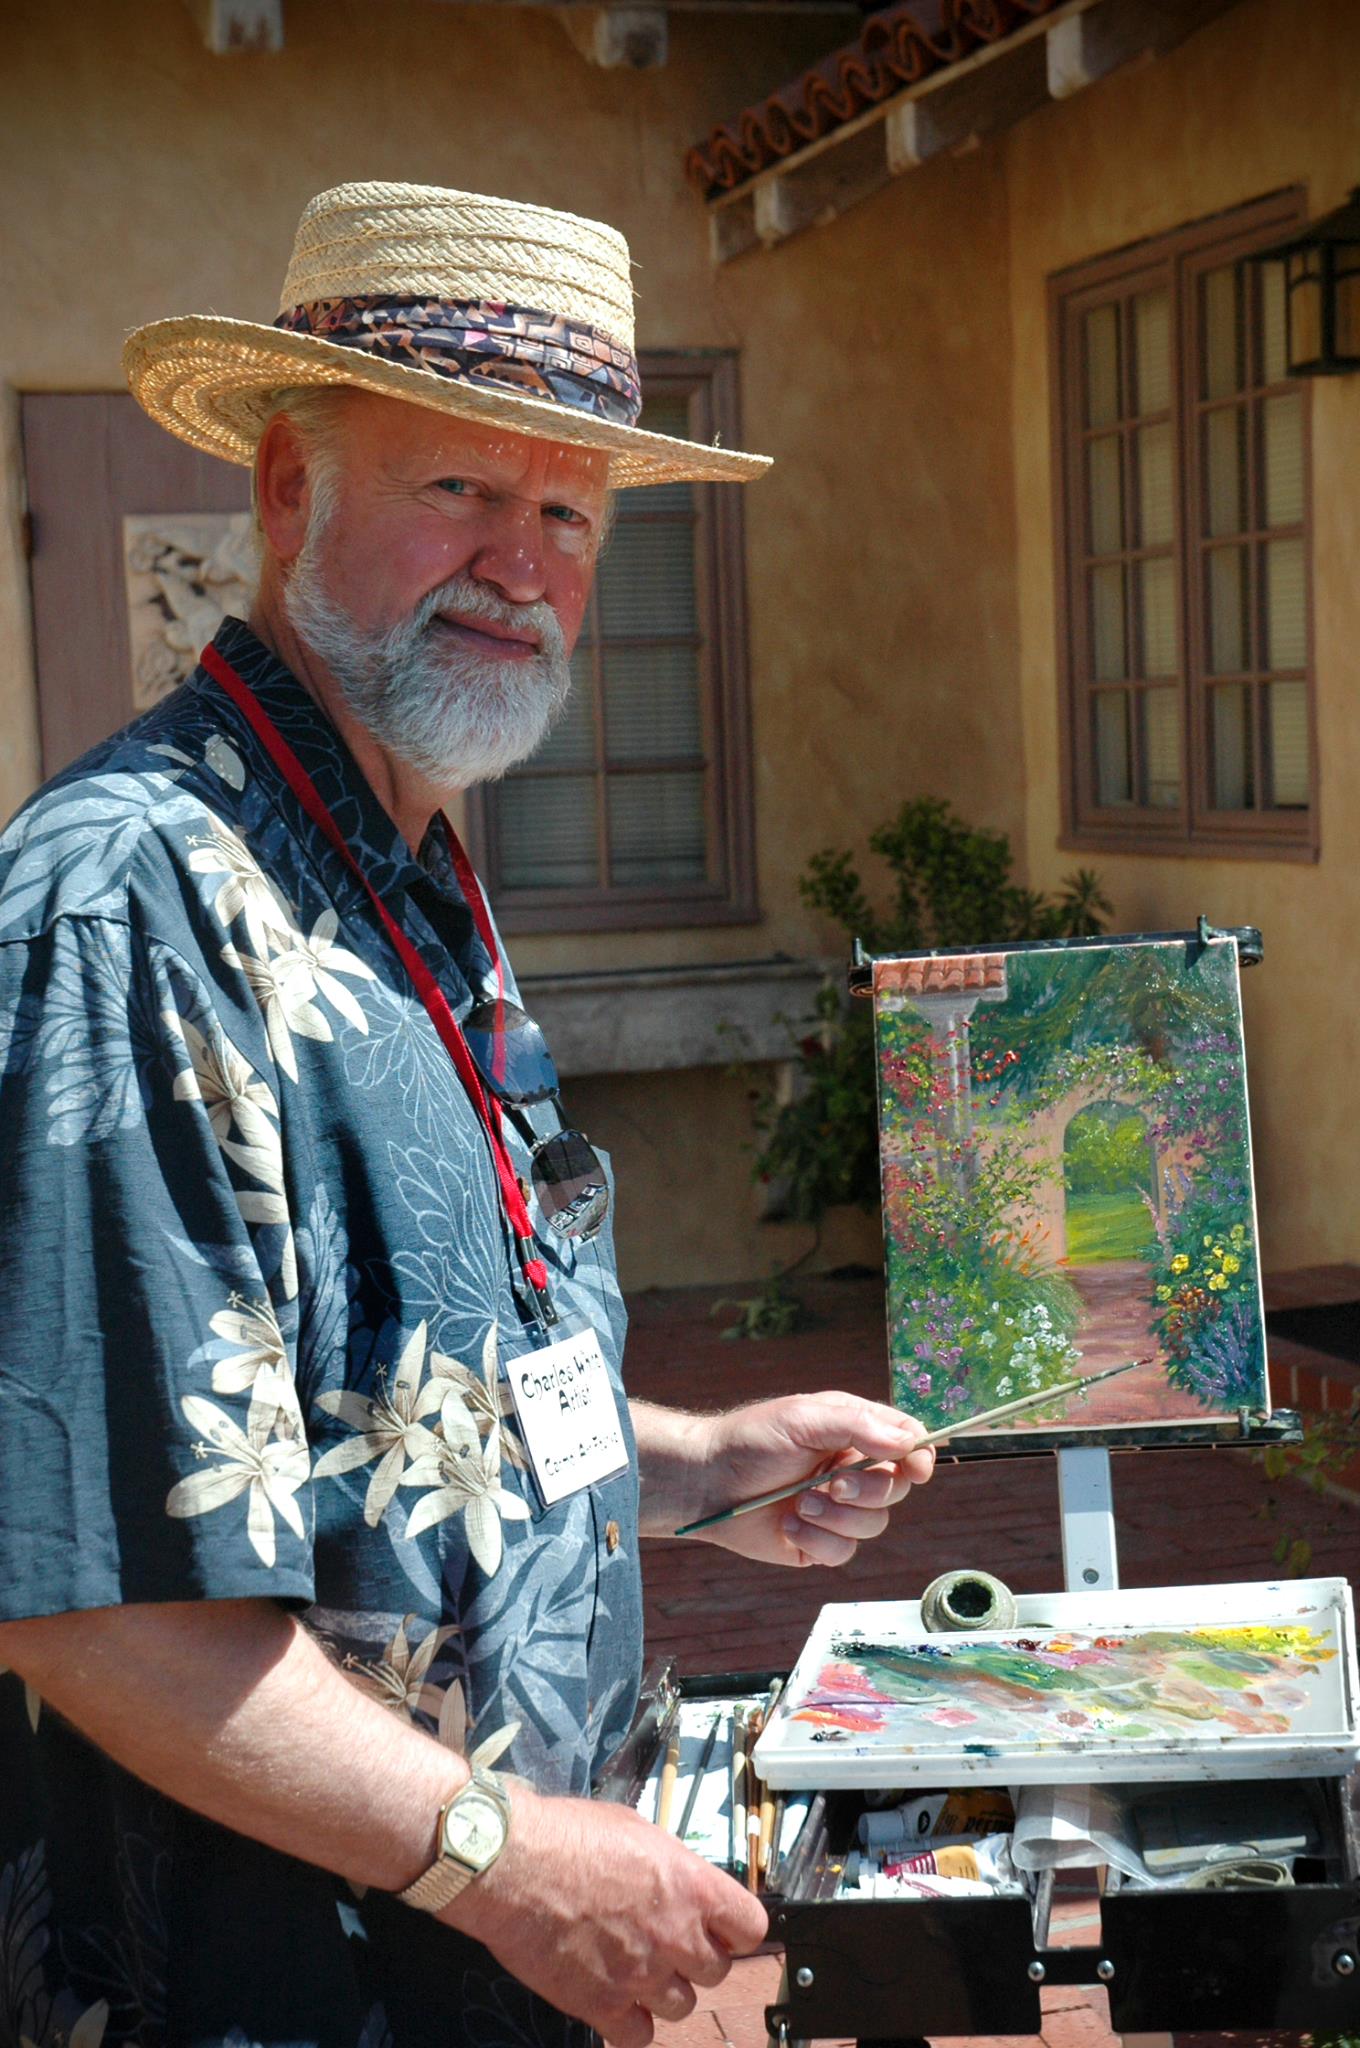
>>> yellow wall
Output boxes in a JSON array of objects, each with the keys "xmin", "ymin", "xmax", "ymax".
[
  {"xmin": 1003, "ymin": 0, "xmax": 1360, "ymax": 1273},
  {"xmin": 1, "ymin": 0, "xmax": 1021, "ymax": 1288},
  {"xmin": 8, "ymin": 0, "xmax": 1349, "ymax": 1289}
]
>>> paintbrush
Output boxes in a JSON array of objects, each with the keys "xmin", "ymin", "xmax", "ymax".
[
  {"xmin": 729, "ymin": 1707, "xmax": 748, "ymax": 1880},
  {"xmin": 673, "ymin": 1709, "xmax": 722, "ymax": 1843},
  {"xmin": 673, "ymin": 1357, "xmax": 1145, "ymax": 1536},
  {"xmin": 654, "ymin": 1718, "xmax": 682, "ymax": 1832},
  {"xmin": 744, "ymin": 1708, "xmax": 764, "ymax": 1891}
]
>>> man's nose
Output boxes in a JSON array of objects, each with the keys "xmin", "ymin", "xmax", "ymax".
[{"xmin": 468, "ymin": 501, "xmax": 549, "ymax": 605}]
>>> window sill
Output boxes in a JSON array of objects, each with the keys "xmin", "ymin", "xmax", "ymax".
[
  {"xmin": 1059, "ymin": 826, "xmax": 1319, "ymax": 864},
  {"xmin": 491, "ymin": 888, "xmax": 760, "ymax": 936},
  {"xmin": 518, "ymin": 954, "xmax": 835, "ymax": 1078}
]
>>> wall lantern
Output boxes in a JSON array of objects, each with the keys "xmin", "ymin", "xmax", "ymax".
[{"xmin": 1252, "ymin": 189, "xmax": 1360, "ymax": 376}]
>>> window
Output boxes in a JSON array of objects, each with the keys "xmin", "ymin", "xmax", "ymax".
[
  {"xmin": 465, "ymin": 353, "xmax": 756, "ymax": 930},
  {"xmin": 1052, "ymin": 193, "xmax": 1315, "ymax": 858}
]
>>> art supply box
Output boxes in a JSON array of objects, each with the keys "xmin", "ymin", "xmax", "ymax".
[{"xmin": 601, "ymin": 1578, "xmax": 1360, "ymax": 2038}]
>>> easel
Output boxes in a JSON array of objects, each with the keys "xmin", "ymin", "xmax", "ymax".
[
  {"xmin": 1058, "ymin": 1445, "xmax": 1119, "ymax": 1593},
  {"xmin": 761, "ymin": 924, "xmax": 1360, "ymax": 2048}
]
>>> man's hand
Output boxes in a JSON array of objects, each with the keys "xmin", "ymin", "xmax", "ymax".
[
  {"xmin": 633, "ymin": 1391, "xmax": 935, "ymax": 1566},
  {"xmin": 449, "ymin": 1783, "xmax": 767, "ymax": 2048}
]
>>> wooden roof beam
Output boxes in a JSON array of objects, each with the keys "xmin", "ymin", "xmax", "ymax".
[
  {"xmin": 1047, "ymin": 0, "xmax": 1242, "ymax": 99},
  {"xmin": 707, "ymin": 0, "xmax": 1249, "ymax": 259},
  {"xmin": 885, "ymin": 33, "xmax": 1051, "ymax": 172},
  {"xmin": 558, "ymin": 6, "xmax": 669, "ymax": 66},
  {"xmin": 186, "ymin": 0, "xmax": 283, "ymax": 51}
]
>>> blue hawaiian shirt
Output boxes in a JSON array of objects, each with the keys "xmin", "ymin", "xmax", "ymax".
[{"xmin": 0, "ymin": 617, "xmax": 643, "ymax": 2048}]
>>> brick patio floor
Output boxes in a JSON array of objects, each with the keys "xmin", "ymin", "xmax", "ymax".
[{"xmin": 626, "ymin": 1268, "xmax": 1360, "ymax": 2048}]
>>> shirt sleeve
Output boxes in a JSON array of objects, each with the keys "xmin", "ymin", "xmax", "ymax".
[{"xmin": 0, "ymin": 914, "xmax": 315, "ymax": 1619}]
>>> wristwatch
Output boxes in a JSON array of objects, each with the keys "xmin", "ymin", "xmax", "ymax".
[{"xmin": 397, "ymin": 1767, "xmax": 513, "ymax": 1913}]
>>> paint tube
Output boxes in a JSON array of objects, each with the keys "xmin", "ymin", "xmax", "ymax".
[
  {"xmin": 859, "ymin": 1796, "xmax": 946, "ymax": 1850},
  {"xmin": 858, "ymin": 1788, "xmax": 1014, "ymax": 1851},
  {"xmin": 850, "ymin": 1862, "xmax": 1020, "ymax": 1900},
  {"xmin": 885, "ymin": 1832, "xmax": 1017, "ymax": 1885}
]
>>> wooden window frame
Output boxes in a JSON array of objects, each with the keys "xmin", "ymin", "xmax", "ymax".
[
  {"xmin": 464, "ymin": 351, "xmax": 758, "ymax": 932},
  {"xmin": 1051, "ymin": 190, "xmax": 1318, "ymax": 862}
]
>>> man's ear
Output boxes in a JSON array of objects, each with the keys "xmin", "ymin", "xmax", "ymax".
[{"xmin": 254, "ymin": 414, "xmax": 314, "ymax": 567}]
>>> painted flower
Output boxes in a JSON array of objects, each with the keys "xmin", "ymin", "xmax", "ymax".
[
  {"xmin": 1222, "ymin": 1254, "xmax": 1241, "ymax": 1275},
  {"xmin": 1170, "ymin": 1254, "xmax": 1190, "ymax": 1274},
  {"xmin": 222, "ymin": 942, "xmax": 334, "ymax": 1084},
  {"xmin": 432, "ymin": 1325, "xmax": 528, "ymax": 1472},
  {"xmin": 165, "ymin": 1010, "xmax": 280, "ymax": 1152},
  {"xmin": 207, "ymin": 1292, "xmax": 300, "ymax": 1432},
  {"xmin": 216, "ymin": 1115, "xmax": 298, "ymax": 1299},
  {"xmin": 166, "ymin": 1394, "xmax": 309, "ymax": 1569},
  {"xmin": 1207, "ymin": 1272, "xmax": 1229, "ymax": 1291},
  {"xmin": 313, "ymin": 1320, "xmax": 445, "ymax": 1527},
  {"xmin": 267, "ymin": 908, "xmax": 376, "ymax": 1034},
  {"xmin": 400, "ymin": 1423, "xmax": 531, "ymax": 1576},
  {"xmin": 25, "ymin": 1999, "xmax": 113, "ymax": 2048},
  {"xmin": 342, "ymin": 1613, "xmax": 460, "ymax": 1721},
  {"xmin": 188, "ymin": 816, "xmax": 294, "ymax": 953}
]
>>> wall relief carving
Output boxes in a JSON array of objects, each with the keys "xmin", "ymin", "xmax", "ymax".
[{"xmin": 123, "ymin": 513, "xmax": 256, "ymax": 708}]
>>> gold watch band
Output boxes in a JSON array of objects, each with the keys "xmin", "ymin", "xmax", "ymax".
[
  {"xmin": 396, "ymin": 1768, "xmax": 511, "ymax": 1914},
  {"xmin": 397, "ymin": 1851, "xmax": 478, "ymax": 1912}
]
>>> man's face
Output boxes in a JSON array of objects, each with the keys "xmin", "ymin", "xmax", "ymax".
[{"xmin": 280, "ymin": 389, "xmax": 611, "ymax": 792}]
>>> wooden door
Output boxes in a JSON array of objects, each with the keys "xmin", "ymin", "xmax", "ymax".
[{"xmin": 22, "ymin": 394, "xmax": 252, "ymax": 777}]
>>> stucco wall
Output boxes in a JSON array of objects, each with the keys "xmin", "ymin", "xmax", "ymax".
[
  {"xmin": 2, "ymin": 0, "xmax": 1023, "ymax": 1289},
  {"xmin": 1003, "ymin": 0, "xmax": 1360, "ymax": 1274}
]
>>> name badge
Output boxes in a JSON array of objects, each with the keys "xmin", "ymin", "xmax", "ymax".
[{"xmin": 507, "ymin": 1323, "xmax": 629, "ymax": 1506}]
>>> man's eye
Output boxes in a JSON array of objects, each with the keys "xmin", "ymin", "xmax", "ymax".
[
  {"xmin": 436, "ymin": 478, "xmax": 473, "ymax": 496},
  {"xmin": 545, "ymin": 504, "xmax": 586, "ymax": 525}
]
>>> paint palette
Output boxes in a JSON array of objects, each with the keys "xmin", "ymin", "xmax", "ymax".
[{"xmin": 752, "ymin": 1578, "xmax": 1359, "ymax": 1790}]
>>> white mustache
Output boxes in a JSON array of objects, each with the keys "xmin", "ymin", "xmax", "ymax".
[{"xmin": 407, "ymin": 576, "xmax": 566, "ymax": 660}]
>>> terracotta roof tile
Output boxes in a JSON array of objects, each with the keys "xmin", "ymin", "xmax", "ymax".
[
  {"xmin": 874, "ymin": 952, "xmax": 1008, "ymax": 997},
  {"xmin": 684, "ymin": 0, "xmax": 1062, "ymax": 198}
]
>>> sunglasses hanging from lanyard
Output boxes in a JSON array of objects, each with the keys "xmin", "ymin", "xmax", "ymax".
[{"xmin": 461, "ymin": 997, "xmax": 611, "ymax": 1247}]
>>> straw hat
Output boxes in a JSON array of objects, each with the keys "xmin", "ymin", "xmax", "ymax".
[{"xmin": 124, "ymin": 181, "xmax": 770, "ymax": 489}]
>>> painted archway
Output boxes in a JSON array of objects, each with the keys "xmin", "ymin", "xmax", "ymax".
[{"xmin": 1061, "ymin": 1101, "xmax": 1158, "ymax": 1264}]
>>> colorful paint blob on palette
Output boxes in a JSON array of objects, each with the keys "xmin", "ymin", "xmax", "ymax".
[{"xmin": 788, "ymin": 1627, "xmax": 1340, "ymax": 1742}]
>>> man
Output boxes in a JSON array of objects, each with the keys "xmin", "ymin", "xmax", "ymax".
[{"xmin": 0, "ymin": 183, "xmax": 932, "ymax": 2048}]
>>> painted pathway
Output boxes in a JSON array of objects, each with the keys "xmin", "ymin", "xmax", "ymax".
[{"xmin": 1010, "ymin": 1257, "xmax": 1207, "ymax": 1428}]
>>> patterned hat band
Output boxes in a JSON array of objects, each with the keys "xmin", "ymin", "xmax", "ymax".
[{"xmin": 274, "ymin": 295, "xmax": 643, "ymax": 428}]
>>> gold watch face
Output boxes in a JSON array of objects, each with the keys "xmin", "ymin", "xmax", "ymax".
[{"xmin": 442, "ymin": 1788, "xmax": 507, "ymax": 1872}]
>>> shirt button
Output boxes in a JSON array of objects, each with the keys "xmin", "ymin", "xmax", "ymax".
[{"xmin": 605, "ymin": 1520, "xmax": 621, "ymax": 1553}]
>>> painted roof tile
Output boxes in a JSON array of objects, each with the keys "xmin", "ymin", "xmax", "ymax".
[{"xmin": 874, "ymin": 953, "xmax": 1008, "ymax": 997}]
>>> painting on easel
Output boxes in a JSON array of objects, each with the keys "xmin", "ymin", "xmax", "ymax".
[{"xmin": 872, "ymin": 935, "xmax": 1268, "ymax": 1439}]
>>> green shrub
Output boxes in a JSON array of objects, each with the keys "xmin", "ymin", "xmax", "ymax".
[{"xmin": 750, "ymin": 800, "xmax": 1111, "ymax": 1229}]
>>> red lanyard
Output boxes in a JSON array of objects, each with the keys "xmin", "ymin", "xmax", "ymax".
[{"xmin": 200, "ymin": 642, "xmax": 552, "ymax": 1314}]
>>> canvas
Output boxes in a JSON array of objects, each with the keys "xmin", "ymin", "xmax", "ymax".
[
  {"xmin": 872, "ymin": 934, "xmax": 1268, "ymax": 1440},
  {"xmin": 752, "ymin": 1584, "xmax": 1360, "ymax": 1790}
]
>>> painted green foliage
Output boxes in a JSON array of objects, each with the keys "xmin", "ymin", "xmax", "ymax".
[{"xmin": 877, "ymin": 938, "xmax": 1267, "ymax": 1430}]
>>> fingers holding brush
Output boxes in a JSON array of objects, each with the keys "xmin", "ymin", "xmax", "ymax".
[{"xmin": 684, "ymin": 1391, "xmax": 935, "ymax": 1566}]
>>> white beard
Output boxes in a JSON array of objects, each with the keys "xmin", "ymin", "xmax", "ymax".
[{"xmin": 284, "ymin": 545, "xmax": 573, "ymax": 789}]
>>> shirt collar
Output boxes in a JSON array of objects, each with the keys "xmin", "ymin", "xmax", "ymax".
[
  {"xmin": 191, "ymin": 617, "xmax": 508, "ymax": 1008},
  {"xmin": 193, "ymin": 615, "xmax": 431, "ymax": 902}
]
